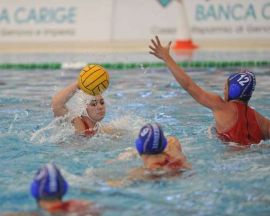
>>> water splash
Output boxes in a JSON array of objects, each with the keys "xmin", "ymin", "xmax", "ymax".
[{"xmin": 30, "ymin": 116, "xmax": 75, "ymax": 144}]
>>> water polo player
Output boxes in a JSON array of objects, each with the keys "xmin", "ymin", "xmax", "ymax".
[
  {"xmin": 30, "ymin": 163, "xmax": 100, "ymax": 215},
  {"xmin": 107, "ymin": 123, "xmax": 191, "ymax": 187},
  {"xmin": 149, "ymin": 36, "xmax": 270, "ymax": 145},
  {"xmin": 51, "ymin": 80, "xmax": 106, "ymax": 137},
  {"xmin": 135, "ymin": 123, "xmax": 191, "ymax": 171},
  {"xmin": 51, "ymin": 64, "xmax": 111, "ymax": 137}
]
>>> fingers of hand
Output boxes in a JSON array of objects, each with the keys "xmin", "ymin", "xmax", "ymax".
[
  {"xmin": 151, "ymin": 39, "xmax": 158, "ymax": 48},
  {"xmin": 155, "ymin": 35, "xmax": 161, "ymax": 46},
  {"xmin": 149, "ymin": 45, "xmax": 156, "ymax": 52}
]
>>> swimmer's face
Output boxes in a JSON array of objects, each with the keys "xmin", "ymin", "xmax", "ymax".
[
  {"xmin": 86, "ymin": 95, "xmax": 106, "ymax": 122},
  {"xmin": 224, "ymin": 81, "xmax": 229, "ymax": 101}
]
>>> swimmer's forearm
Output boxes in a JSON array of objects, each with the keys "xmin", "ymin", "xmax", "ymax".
[
  {"xmin": 163, "ymin": 55, "xmax": 217, "ymax": 108},
  {"xmin": 51, "ymin": 81, "xmax": 78, "ymax": 116},
  {"xmin": 150, "ymin": 36, "xmax": 222, "ymax": 109},
  {"xmin": 163, "ymin": 55, "xmax": 193, "ymax": 91},
  {"xmin": 52, "ymin": 81, "xmax": 78, "ymax": 105}
]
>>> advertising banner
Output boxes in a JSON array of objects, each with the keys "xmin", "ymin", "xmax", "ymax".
[
  {"xmin": 0, "ymin": 0, "xmax": 113, "ymax": 42},
  {"xmin": 0, "ymin": 0, "xmax": 269, "ymax": 44},
  {"xmin": 184, "ymin": 0, "xmax": 270, "ymax": 39}
]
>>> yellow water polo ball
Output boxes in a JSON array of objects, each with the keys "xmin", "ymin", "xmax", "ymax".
[{"xmin": 78, "ymin": 64, "xmax": 110, "ymax": 96}]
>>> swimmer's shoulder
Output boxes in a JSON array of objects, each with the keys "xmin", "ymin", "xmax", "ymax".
[
  {"xmin": 72, "ymin": 116, "xmax": 89, "ymax": 134},
  {"xmin": 167, "ymin": 136, "xmax": 181, "ymax": 147},
  {"xmin": 167, "ymin": 136, "xmax": 178, "ymax": 142}
]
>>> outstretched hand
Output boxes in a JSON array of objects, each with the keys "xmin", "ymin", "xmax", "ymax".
[{"xmin": 149, "ymin": 36, "xmax": 172, "ymax": 60}]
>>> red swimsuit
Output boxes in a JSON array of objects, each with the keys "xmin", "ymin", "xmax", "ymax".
[
  {"xmin": 217, "ymin": 102, "xmax": 263, "ymax": 145},
  {"xmin": 48, "ymin": 200, "xmax": 91, "ymax": 214},
  {"xmin": 81, "ymin": 118, "xmax": 97, "ymax": 137}
]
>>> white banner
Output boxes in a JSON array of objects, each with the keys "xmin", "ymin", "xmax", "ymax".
[
  {"xmin": 0, "ymin": 0, "xmax": 186, "ymax": 42},
  {"xmin": 0, "ymin": 0, "xmax": 269, "ymax": 43},
  {"xmin": 112, "ymin": 0, "xmax": 188, "ymax": 41}
]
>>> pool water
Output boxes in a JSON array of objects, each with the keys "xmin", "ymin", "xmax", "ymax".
[{"xmin": 0, "ymin": 59, "xmax": 270, "ymax": 216}]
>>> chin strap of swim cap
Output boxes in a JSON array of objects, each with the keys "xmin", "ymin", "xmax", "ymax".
[
  {"xmin": 80, "ymin": 93, "xmax": 103, "ymax": 130},
  {"xmin": 228, "ymin": 70, "xmax": 256, "ymax": 102}
]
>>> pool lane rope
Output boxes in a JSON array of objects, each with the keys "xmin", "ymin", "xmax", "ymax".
[{"xmin": 0, "ymin": 61, "xmax": 269, "ymax": 70}]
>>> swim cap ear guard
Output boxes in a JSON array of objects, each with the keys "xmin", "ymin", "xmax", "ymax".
[
  {"xmin": 135, "ymin": 123, "xmax": 167, "ymax": 155},
  {"xmin": 228, "ymin": 70, "xmax": 256, "ymax": 102},
  {"xmin": 30, "ymin": 163, "xmax": 68, "ymax": 200}
]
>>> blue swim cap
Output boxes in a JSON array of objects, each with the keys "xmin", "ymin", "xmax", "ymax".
[
  {"xmin": 30, "ymin": 163, "xmax": 68, "ymax": 200},
  {"xmin": 228, "ymin": 70, "xmax": 256, "ymax": 102},
  {"xmin": 135, "ymin": 123, "xmax": 167, "ymax": 155}
]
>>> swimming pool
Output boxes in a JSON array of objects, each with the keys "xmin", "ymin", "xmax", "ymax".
[{"xmin": 0, "ymin": 52, "xmax": 270, "ymax": 216}]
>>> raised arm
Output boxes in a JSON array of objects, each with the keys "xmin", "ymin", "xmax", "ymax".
[
  {"xmin": 51, "ymin": 81, "xmax": 78, "ymax": 117},
  {"xmin": 149, "ymin": 36, "xmax": 224, "ymax": 110}
]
